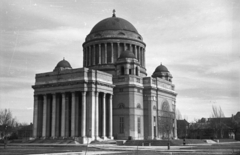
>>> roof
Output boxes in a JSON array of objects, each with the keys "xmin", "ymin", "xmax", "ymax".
[
  {"xmin": 119, "ymin": 50, "xmax": 136, "ymax": 59},
  {"xmin": 90, "ymin": 16, "xmax": 138, "ymax": 34}
]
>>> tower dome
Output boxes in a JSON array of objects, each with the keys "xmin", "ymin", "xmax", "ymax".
[
  {"xmin": 152, "ymin": 63, "xmax": 172, "ymax": 82},
  {"xmin": 119, "ymin": 50, "xmax": 136, "ymax": 59},
  {"xmin": 82, "ymin": 10, "xmax": 146, "ymax": 77},
  {"xmin": 53, "ymin": 58, "xmax": 72, "ymax": 72}
]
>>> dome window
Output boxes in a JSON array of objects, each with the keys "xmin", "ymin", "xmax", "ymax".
[
  {"xmin": 121, "ymin": 66, "xmax": 125, "ymax": 75},
  {"xmin": 118, "ymin": 32, "xmax": 125, "ymax": 36},
  {"xmin": 138, "ymin": 36, "xmax": 142, "ymax": 40},
  {"xmin": 94, "ymin": 33, "xmax": 102, "ymax": 38},
  {"xmin": 135, "ymin": 67, "xmax": 138, "ymax": 76}
]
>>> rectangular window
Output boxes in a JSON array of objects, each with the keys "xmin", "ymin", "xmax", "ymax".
[
  {"xmin": 119, "ymin": 88, "xmax": 123, "ymax": 92},
  {"xmin": 120, "ymin": 117, "xmax": 124, "ymax": 133},
  {"xmin": 154, "ymin": 116, "xmax": 156, "ymax": 122},
  {"xmin": 138, "ymin": 117, "xmax": 141, "ymax": 134}
]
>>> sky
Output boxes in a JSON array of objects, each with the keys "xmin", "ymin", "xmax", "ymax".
[{"xmin": 0, "ymin": 0, "xmax": 239, "ymax": 124}]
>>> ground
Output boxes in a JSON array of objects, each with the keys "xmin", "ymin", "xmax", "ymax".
[{"xmin": 0, "ymin": 142, "xmax": 240, "ymax": 155}]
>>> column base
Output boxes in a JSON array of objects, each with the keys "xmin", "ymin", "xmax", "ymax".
[
  {"xmin": 101, "ymin": 136, "xmax": 108, "ymax": 140},
  {"xmin": 108, "ymin": 136, "xmax": 114, "ymax": 140},
  {"xmin": 77, "ymin": 137, "xmax": 92, "ymax": 144},
  {"xmin": 95, "ymin": 136, "xmax": 101, "ymax": 141}
]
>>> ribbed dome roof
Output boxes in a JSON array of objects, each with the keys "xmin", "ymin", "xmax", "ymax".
[
  {"xmin": 154, "ymin": 64, "xmax": 169, "ymax": 72},
  {"xmin": 54, "ymin": 58, "xmax": 72, "ymax": 71},
  {"xmin": 119, "ymin": 50, "xmax": 136, "ymax": 59},
  {"xmin": 90, "ymin": 16, "xmax": 138, "ymax": 34}
]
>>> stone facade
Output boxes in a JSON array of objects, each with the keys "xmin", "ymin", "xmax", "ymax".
[{"xmin": 32, "ymin": 12, "xmax": 177, "ymax": 143}]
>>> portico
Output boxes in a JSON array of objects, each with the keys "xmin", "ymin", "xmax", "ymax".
[{"xmin": 32, "ymin": 68, "xmax": 114, "ymax": 143}]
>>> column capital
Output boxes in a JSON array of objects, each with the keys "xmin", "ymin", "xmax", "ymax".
[
  {"xmin": 82, "ymin": 91, "xmax": 86, "ymax": 95},
  {"xmin": 95, "ymin": 91, "xmax": 99, "ymax": 96},
  {"xmin": 109, "ymin": 94, "xmax": 113, "ymax": 99},
  {"xmin": 102, "ymin": 93, "xmax": 106, "ymax": 98}
]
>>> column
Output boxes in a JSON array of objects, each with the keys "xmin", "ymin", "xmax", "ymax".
[
  {"xmin": 81, "ymin": 91, "xmax": 86, "ymax": 137},
  {"xmin": 95, "ymin": 92, "xmax": 99, "ymax": 139},
  {"xmin": 109, "ymin": 94, "xmax": 113, "ymax": 139},
  {"xmin": 124, "ymin": 43, "xmax": 126, "ymax": 50},
  {"xmin": 65, "ymin": 94, "xmax": 69, "ymax": 137},
  {"xmin": 42, "ymin": 94, "xmax": 47, "ymax": 138},
  {"xmin": 51, "ymin": 93, "xmax": 56, "ymax": 138},
  {"xmin": 93, "ymin": 45, "xmax": 95, "ymax": 65},
  {"xmin": 85, "ymin": 47, "xmax": 89, "ymax": 67},
  {"xmin": 71, "ymin": 92, "xmax": 76, "ymax": 137},
  {"xmin": 135, "ymin": 45, "xmax": 138, "ymax": 59},
  {"xmin": 33, "ymin": 95, "xmax": 38, "ymax": 138},
  {"xmin": 98, "ymin": 44, "xmax": 101, "ymax": 64},
  {"xmin": 90, "ymin": 91, "xmax": 95, "ymax": 138},
  {"xmin": 111, "ymin": 43, "xmax": 113, "ymax": 63},
  {"xmin": 55, "ymin": 94, "xmax": 60, "ymax": 137},
  {"xmin": 139, "ymin": 47, "xmax": 142, "ymax": 66},
  {"xmin": 104, "ymin": 43, "xmax": 107, "ymax": 64},
  {"xmin": 75, "ymin": 93, "xmax": 79, "ymax": 136},
  {"xmin": 83, "ymin": 48, "xmax": 85, "ymax": 67},
  {"xmin": 102, "ymin": 93, "xmax": 106, "ymax": 139},
  {"xmin": 61, "ymin": 93, "xmax": 66, "ymax": 137},
  {"xmin": 143, "ymin": 48, "xmax": 146, "ymax": 68},
  {"xmin": 117, "ymin": 43, "xmax": 120, "ymax": 58},
  {"xmin": 46, "ymin": 96, "xmax": 51, "ymax": 137},
  {"xmin": 89, "ymin": 46, "xmax": 91, "ymax": 66}
]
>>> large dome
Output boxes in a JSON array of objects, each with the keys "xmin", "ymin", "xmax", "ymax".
[{"xmin": 90, "ymin": 16, "xmax": 138, "ymax": 34}]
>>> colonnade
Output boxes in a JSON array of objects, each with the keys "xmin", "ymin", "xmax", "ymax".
[
  {"xmin": 83, "ymin": 43, "xmax": 145, "ymax": 68},
  {"xmin": 33, "ymin": 91, "xmax": 113, "ymax": 140}
]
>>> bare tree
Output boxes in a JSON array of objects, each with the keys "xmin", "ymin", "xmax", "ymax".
[
  {"xmin": 211, "ymin": 105, "xmax": 225, "ymax": 118},
  {"xmin": 209, "ymin": 105, "xmax": 225, "ymax": 138},
  {"xmin": 0, "ymin": 109, "xmax": 17, "ymax": 148},
  {"xmin": 0, "ymin": 109, "xmax": 17, "ymax": 127},
  {"xmin": 176, "ymin": 109, "xmax": 182, "ymax": 120}
]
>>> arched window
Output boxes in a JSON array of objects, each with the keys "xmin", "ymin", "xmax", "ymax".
[
  {"xmin": 135, "ymin": 67, "xmax": 138, "ymax": 76},
  {"xmin": 118, "ymin": 103, "xmax": 125, "ymax": 109},
  {"xmin": 121, "ymin": 66, "xmax": 124, "ymax": 75},
  {"xmin": 153, "ymin": 105, "xmax": 157, "ymax": 110},
  {"xmin": 129, "ymin": 69, "xmax": 132, "ymax": 75},
  {"xmin": 136, "ymin": 103, "xmax": 141, "ymax": 109}
]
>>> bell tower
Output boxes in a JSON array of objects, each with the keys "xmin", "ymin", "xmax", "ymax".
[{"xmin": 112, "ymin": 50, "xmax": 144, "ymax": 140}]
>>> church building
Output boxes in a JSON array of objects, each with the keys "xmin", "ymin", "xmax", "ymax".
[{"xmin": 32, "ymin": 11, "xmax": 178, "ymax": 143}]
